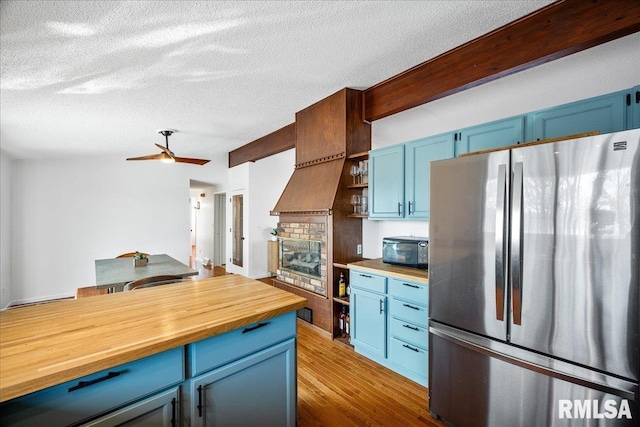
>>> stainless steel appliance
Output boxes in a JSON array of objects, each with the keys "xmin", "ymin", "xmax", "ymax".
[
  {"xmin": 429, "ymin": 130, "xmax": 639, "ymax": 426},
  {"xmin": 382, "ymin": 236, "xmax": 428, "ymax": 269}
]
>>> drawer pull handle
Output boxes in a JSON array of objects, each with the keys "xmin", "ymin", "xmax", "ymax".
[
  {"xmin": 197, "ymin": 385, "xmax": 204, "ymax": 417},
  {"xmin": 402, "ymin": 324, "xmax": 420, "ymax": 331},
  {"xmin": 403, "ymin": 344, "xmax": 420, "ymax": 353},
  {"xmin": 360, "ymin": 274, "xmax": 372, "ymax": 278},
  {"xmin": 242, "ymin": 322, "xmax": 270, "ymax": 334},
  {"xmin": 379, "ymin": 299, "xmax": 384, "ymax": 314},
  {"xmin": 403, "ymin": 303, "xmax": 420, "ymax": 311},
  {"xmin": 402, "ymin": 283, "xmax": 420, "ymax": 289},
  {"xmin": 68, "ymin": 370, "xmax": 122, "ymax": 392},
  {"xmin": 171, "ymin": 397, "xmax": 177, "ymax": 427}
]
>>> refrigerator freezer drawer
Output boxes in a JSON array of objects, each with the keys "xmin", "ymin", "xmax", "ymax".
[
  {"xmin": 389, "ymin": 337, "xmax": 427, "ymax": 378},
  {"xmin": 389, "ymin": 317, "xmax": 428, "ymax": 349},
  {"xmin": 390, "ymin": 298, "xmax": 428, "ymax": 327},
  {"xmin": 429, "ymin": 324, "xmax": 638, "ymax": 427}
]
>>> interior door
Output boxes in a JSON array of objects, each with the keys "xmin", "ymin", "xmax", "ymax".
[
  {"xmin": 226, "ymin": 189, "xmax": 247, "ymax": 275},
  {"xmin": 429, "ymin": 150, "xmax": 510, "ymax": 341}
]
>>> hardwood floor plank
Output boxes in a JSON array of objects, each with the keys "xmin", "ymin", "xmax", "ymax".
[{"xmin": 296, "ymin": 319, "xmax": 447, "ymax": 427}]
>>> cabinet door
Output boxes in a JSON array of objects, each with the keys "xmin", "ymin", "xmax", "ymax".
[
  {"xmin": 405, "ymin": 134, "xmax": 454, "ymax": 219},
  {"xmin": 369, "ymin": 144, "xmax": 405, "ymax": 218},
  {"xmin": 190, "ymin": 339, "xmax": 296, "ymax": 427},
  {"xmin": 350, "ymin": 288, "xmax": 387, "ymax": 358},
  {"xmin": 531, "ymin": 91, "xmax": 626, "ymax": 140},
  {"xmin": 456, "ymin": 116, "xmax": 525, "ymax": 156},
  {"xmin": 630, "ymin": 85, "xmax": 640, "ymax": 130},
  {"xmin": 81, "ymin": 387, "xmax": 179, "ymax": 427}
]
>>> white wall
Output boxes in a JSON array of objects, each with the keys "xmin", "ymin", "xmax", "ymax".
[
  {"xmin": 1, "ymin": 150, "xmax": 13, "ymax": 308},
  {"xmin": 248, "ymin": 149, "xmax": 295, "ymax": 278},
  {"xmin": 362, "ymin": 32, "xmax": 640, "ymax": 259},
  {"xmin": 9, "ymin": 154, "xmax": 228, "ymax": 305},
  {"xmin": 191, "ymin": 186, "xmax": 217, "ymax": 264}
]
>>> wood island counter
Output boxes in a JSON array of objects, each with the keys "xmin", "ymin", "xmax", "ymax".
[{"xmin": 0, "ymin": 275, "xmax": 307, "ymax": 426}]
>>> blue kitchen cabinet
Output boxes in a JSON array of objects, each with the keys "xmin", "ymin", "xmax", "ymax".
[
  {"xmin": 0, "ymin": 347, "xmax": 185, "ymax": 427},
  {"xmin": 82, "ymin": 387, "xmax": 180, "ymax": 426},
  {"xmin": 350, "ymin": 271, "xmax": 387, "ymax": 358},
  {"xmin": 368, "ymin": 144, "xmax": 405, "ymax": 218},
  {"xmin": 189, "ymin": 338, "xmax": 296, "ymax": 427},
  {"xmin": 629, "ymin": 85, "xmax": 640, "ymax": 129},
  {"xmin": 350, "ymin": 268, "xmax": 429, "ymax": 386},
  {"xmin": 530, "ymin": 91, "xmax": 626, "ymax": 141},
  {"xmin": 455, "ymin": 116, "xmax": 525, "ymax": 156},
  {"xmin": 405, "ymin": 134, "xmax": 454, "ymax": 219}
]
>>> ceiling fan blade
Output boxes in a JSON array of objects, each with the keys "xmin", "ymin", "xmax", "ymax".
[
  {"xmin": 173, "ymin": 157, "xmax": 210, "ymax": 165},
  {"xmin": 155, "ymin": 143, "xmax": 174, "ymax": 157},
  {"xmin": 126, "ymin": 153, "xmax": 165, "ymax": 161}
]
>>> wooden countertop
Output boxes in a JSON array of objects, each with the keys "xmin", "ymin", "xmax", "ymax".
[
  {"xmin": 347, "ymin": 258, "xmax": 428, "ymax": 285},
  {"xmin": 0, "ymin": 275, "xmax": 307, "ymax": 402}
]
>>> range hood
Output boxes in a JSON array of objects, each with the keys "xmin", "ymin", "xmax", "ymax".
[
  {"xmin": 271, "ymin": 158, "xmax": 344, "ymax": 215},
  {"xmin": 271, "ymin": 88, "xmax": 370, "ymax": 216}
]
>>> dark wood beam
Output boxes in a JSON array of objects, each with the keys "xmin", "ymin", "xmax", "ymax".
[
  {"xmin": 364, "ymin": 0, "xmax": 640, "ymax": 122},
  {"xmin": 228, "ymin": 123, "xmax": 296, "ymax": 168}
]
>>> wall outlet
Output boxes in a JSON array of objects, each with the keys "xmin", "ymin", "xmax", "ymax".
[{"xmin": 357, "ymin": 244, "xmax": 362, "ymax": 255}]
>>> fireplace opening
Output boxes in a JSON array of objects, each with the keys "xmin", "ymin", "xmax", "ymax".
[{"xmin": 279, "ymin": 237, "xmax": 322, "ymax": 279}]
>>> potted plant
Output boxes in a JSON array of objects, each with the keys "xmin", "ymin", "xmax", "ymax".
[
  {"xmin": 133, "ymin": 251, "xmax": 148, "ymax": 267},
  {"xmin": 270, "ymin": 228, "xmax": 278, "ymax": 241}
]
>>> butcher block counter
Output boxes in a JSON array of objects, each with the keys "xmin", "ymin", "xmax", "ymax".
[
  {"xmin": 347, "ymin": 258, "xmax": 428, "ymax": 284},
  {"xmin": 0, "ymin": 275, "xmax": 307, "ymax": 404}
]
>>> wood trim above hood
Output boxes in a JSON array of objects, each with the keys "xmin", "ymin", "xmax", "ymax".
[{"xmin": 271, "ymin": 159, "xmax": 345, "ymax": 216}]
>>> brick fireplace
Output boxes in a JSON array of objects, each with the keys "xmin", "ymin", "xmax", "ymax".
[{"xmin": 276, "ymin": 221, "xmax": 327, "ymax": 296}]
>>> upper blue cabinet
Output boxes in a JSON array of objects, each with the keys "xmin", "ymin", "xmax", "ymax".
[
  {"xmin": 530, "ymin": 91, "xmax": 627, "ymax": 141},
  {"xmin": 369, "ymin": 144, "xmax": 405, "ymax": 219},
  {"xmin": 629, "ymin": 85, "xmax": 640, "ymax": 130},
  {"xmin": 369, "ymin": 134, "xmax": 454, "ymax": 220},
  {"xmin": 455, "ymin": 116, "xmax": 525, "ymax": 156}
]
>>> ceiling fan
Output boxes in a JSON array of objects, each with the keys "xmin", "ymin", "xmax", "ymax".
[{"xmin": 126, "ymin": 129, "xmax": 210, "ymax": 165}]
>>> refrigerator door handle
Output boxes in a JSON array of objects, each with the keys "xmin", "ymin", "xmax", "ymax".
[
  {"xmin": 511, "ymin": 161, "xmax": 523, "ymax": 325},
  {"xmin": 495, "ymin": 164, "xmax": 507, "ymax": 322}
]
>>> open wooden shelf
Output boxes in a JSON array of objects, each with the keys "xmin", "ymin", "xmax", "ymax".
[
  {"xmin": 347, "ymin": 213, "xmax": 368, "ymax": 219},
  {"xmin": 347, "ymin": 183, "xmax": 368, "ymax": 189},
  {"xmin": 333, "ymin": 296, "xmax": 350, "ymax": 306},
  {"xmin": 347, "ymin": 151, "xmax": 369, "ymax": 160}
]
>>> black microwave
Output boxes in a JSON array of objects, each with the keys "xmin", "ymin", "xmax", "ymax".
[{"xmin": 382, "ymin": 236, "xmax": 428, "ymax": 269}]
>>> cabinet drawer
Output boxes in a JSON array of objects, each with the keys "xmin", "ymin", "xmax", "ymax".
[
  {"xmin": 389, "ymin": 298, "xmax": 428, "ymax": 327},
  {"xmin": 189, "ymin": 312, "xmax": 296, "ymax": 376},
  {"xmin": 389, "ymin": 337, "xmax": 428, "ymax": 378},
  {"xmin": 388, "ymin": 278, "xmax": 428, "ymax": 305},
  {"xmin": 350, "ymin": 271, "xmax": 386, "ymax": 294},
  {"xmin": 1, "ymin": 347, "xmax": 184, "ymax": 427},
  {"xmin": 389, "ymin": 317, "xmax": 428, "ymax": 349}
]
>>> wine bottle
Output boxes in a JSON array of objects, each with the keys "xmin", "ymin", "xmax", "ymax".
[
  {"xmin": 338, "ymin": 272, "xmax": 346, "ymax": 298},
  {"xmin": 345, "ymin": 308, "xmax": 350, "ymax": 337},
  {"xmin": 339, "ymin": 306, "xmax": 347, "ymax": 337}
]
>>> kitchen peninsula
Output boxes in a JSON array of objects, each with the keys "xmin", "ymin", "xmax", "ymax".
[{"xmin": 0, "ymin": 275, "xmax": 307, "ymax": 426}]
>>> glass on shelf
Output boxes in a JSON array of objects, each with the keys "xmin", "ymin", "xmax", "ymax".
[
  {"xmin": 350, "ymin": 165, "xmax": 359, "ymax": 184},
  {"xmin": 350, "ymin": 194, "xmax": 361, "ymax": 214}
]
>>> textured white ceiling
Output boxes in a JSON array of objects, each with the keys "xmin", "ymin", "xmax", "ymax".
[{"xmin": 0, "ymin": 0, "xmax": 553, "ymax": 161}]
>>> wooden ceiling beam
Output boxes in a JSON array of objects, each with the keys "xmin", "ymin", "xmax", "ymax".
[
  {"xmin": 228, "ymin": 123, "xmax": 296, "ymax": 168},
  {"xmin": 363, "ymin": 0, "xmax": 640, "ymax": 122}
]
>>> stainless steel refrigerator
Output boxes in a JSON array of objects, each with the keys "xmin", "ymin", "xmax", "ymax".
[{"xmin": 428, "ymin": 129, "xmax": 639, "ymax": 426}]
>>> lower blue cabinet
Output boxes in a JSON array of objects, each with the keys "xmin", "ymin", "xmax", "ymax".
[
  {"xmin": 350, "ymin": 270, "xmax": 428, "ymax": 386},
  {"xmin": 82, "ymin": 386, "xmax": 180, "ymax": 426},
  {"xmin": 189, "ymin": 339, "xmax": 296, "ymax": 427}
]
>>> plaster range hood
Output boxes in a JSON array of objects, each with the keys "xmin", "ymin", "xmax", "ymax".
[{"xmin": 271, "ymin": 88, "xmax": 370, "ymax": 216}]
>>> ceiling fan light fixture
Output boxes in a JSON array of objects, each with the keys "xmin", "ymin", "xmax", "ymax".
[
  {"xmin": 160, "ymin": 152, "xmax": 175, "ymax": 163},
  {"xmin": 126, "ymin": 129, "xmax": 210, "ymax": 165}
]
